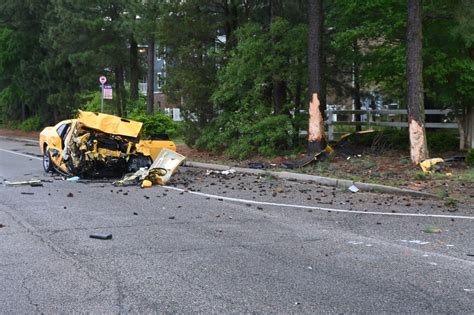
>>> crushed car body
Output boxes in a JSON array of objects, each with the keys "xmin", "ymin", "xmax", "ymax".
[{"xmin": 39, "ymin": 110, "xmax": 176, "ymax": 177}]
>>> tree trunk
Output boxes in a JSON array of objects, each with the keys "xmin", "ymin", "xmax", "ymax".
[
  {"xmin": 308, "ymin": 0, "xmax": 326, "ymax": 116},
  {"xmin": 115, "ymin": 64, "xmax": 125, "ymax": 117},
  {"xmin": 130, "ymin": 38, "xmax": 139, "ymax": 101},
  {"xmin": 456, "ymin": 116, "xmax": 465, "ymax": 150},
  {"xmin": 459, "ymin": 106, "xmax": 474, "ymax": 150},
  {"xmin": 270, "ymin": 0, "xmax": 286, "ymax": 114},
  {"xmin": 223, "ymin": 0, "xmax": 239, "ymax": 49},
  {"xmin": 147, "ymin": 38, "xmax": 155, "ymax": 115},
  {"xmin": 308, "ymin": 93, "xmax": 326, "ymax": 154},
  {"xmin": 295, "ymin": 78, "xmax": 302, "ymax": 110},
  {"xmin": 21, "ymin": 103, "xmax": 26, "ymax": 121},
  {"xmin": 353, "ymin": 41, "xmax": 362, "ymax": 131},
  {"xmin": 307, "ymin": 0, "xmax": 326, "ymax": 154},
  {"xmin": 273, "ymin": 80, "xmax": 286, "ymax": 114},
  {"xmin": 406, "ymin": 0, "xmax": 429, "ymax": 164}
]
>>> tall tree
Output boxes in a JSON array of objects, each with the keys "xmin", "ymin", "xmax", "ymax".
[
  {"xmin": 307, "ymin": 0, "xmax": 325, "ymax": 112},
  {"xmin": 146, "ymin": 37, "xmax": 155, "ymax": 115},
  {"xmin": 156, "ymin": 0, "xmax": 221, "ymax": 144},
  {"xmin": 0, "ymin": 0, "xmax": 49, "ymax": 123},
  {"xmin": 406, "ymin": 0, "xmax": 429, "ymax": 163},
  {"xmin": 307, "ymin": 0, "xmax": 326, "ymax": 154},
  {"xmin": 129, "ymin": 37, "xmax": 139, "ymax": 101}
]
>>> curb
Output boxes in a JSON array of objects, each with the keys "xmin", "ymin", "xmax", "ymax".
[
  {"xmin": 0, "ymin": 136, "xmax": 435, "ymax": 198},
  {"xmin": 184, "ymin": 161, "xmax": 437, "ymax": 198},
  {"xmin": 0, "ymin": 136, "xmax": 39, "ymax": 144}
]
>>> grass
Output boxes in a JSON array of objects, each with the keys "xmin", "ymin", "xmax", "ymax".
[
  {"xmin": 458, "ymin": 168, "xmax": 474, "ymax": 183},
  {"xmin": 412, "ymin": 171, "xmax": 427, "ymax": 181},
  {"xmin": 399, "ymin": 158, "xmax": 410, "ymax": 165},
  {"xmin": 444, "ymin": 197, "xmax": 458, "ymax": 208},
  {"xmin": 261, "ymin": 172, "xmax": 278, "ymax": 181},
  {"xmin": 436, "ymin": 186, "xmax": 450, "ymax": 198}
]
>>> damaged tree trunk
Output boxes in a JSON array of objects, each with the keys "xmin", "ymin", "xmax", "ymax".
[
  {"xmin": 307, "ymin": 0, "xmax": 326, "ymax": 155},
  {"xmin": 406, "ymin": 0, "xmax": 429, "ymax": 164},
  {"xmin": 308, "ymin": 93, "xmax": 326, "ymax": 154}
]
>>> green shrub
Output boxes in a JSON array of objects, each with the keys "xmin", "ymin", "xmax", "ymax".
[
  {"xmin": 127, "ymin": 107, "xmax": 178, "ymax": 139},
  {"xmin": 412, "ymin": 171, "xmax": 427, "ymax": 181},
  {"xmin": 466, "ymin": 149, "xmax": 474, "ymax": 166},
  {"xmin": 18, "ymin": 115, "xmax": 43, "ymax": 131},
  {"xmin": 81, "ymin": 90, "xmax": 116, "ymax": 114},
  {"xmin": 181, "ymin": 122, "xmax": 205, "ymax": 147},
  {"xmin": 196, "ymin": 114, "xmax": 294, "ymax": 160},
  {"xmin": 427, "ymin": 129, "xmax": 458, "ymax": 153},
  {"xmin": 225, "ymin": 140, "xmax": 254, "ymax": 160}
]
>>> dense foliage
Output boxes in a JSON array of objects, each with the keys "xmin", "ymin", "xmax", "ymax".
[{"xmin": 0, "ymin": 0, "xmax": 472, "ymax": 156}]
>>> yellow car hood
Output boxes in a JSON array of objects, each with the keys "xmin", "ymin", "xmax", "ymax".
[{"xmin": 77, "ymin": 110, "xmax": 143, "ymax": 138}]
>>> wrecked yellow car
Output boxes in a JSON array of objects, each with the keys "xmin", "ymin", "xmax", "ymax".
[{"xmin": 39, "ymin": 111, "xmax": 176, "ymax": 177}]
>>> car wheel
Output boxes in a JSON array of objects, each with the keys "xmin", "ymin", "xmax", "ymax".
[{"xmin": 43, "ymin": 147, "xmax": 54, "ymax": 173}]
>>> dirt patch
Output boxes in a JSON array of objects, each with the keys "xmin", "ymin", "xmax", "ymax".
[
  {"xmin": 177, "ymin": 143, "xmax": 473, "ymax": 205},
  {"xmin": 0, "ymin": 129, "xmax": 40, "ymax": 139}
]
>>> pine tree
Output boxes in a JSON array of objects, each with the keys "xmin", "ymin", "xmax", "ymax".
[{"xmin": 406, "ymin": 0, "xmax": 429, "ymax": 163}]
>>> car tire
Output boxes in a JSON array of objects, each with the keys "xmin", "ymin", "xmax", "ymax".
[{"xmin": 43, "ymin": 147, "xmax": 54, "ymax": 173}]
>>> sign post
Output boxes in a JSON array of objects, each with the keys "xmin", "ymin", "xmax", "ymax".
[{"xmin": 99, "ymin": 76, "xmax": 107, "ymax": 112}]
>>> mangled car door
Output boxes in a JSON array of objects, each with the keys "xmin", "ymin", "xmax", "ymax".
[{"xmin": 49, "ymin": 122, "xmax": 73, "ymax": 174}]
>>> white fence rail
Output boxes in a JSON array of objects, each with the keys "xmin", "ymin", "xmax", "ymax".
[{"xmin": 325, "ymin": 108, "xmax": 457, "ymax": 141}]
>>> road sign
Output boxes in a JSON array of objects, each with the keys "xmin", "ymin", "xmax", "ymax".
[
  {"xmin": 99, "ymin": 76, "xmax": 107, "ymax": 84},
  {"xmin": 103, "ymin": 84, "xmax": 112, "ymax": 100}
]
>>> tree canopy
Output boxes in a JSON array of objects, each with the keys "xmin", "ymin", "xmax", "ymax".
[{"xmin": 0, "ymin": 0, "xmax": 472, "ymax": 155}]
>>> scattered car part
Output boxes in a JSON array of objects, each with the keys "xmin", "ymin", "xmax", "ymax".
[
  {"xmin": 348, "ymin": 185, "xmax": 360, "ymax": 193},
  {"xmin": 146, "ymin": 149, "xmax": 185, "ymax": 186},
  {"xmin": 141, "ymin": 180, "xmax": 153, "ymax": 188},
  {"xmin": 419, "ymin": 158, "xmax": 445, "ymax": 174},
  {"xmin": 89, "ymin": 233, "xmax": 113, "ymax": 240},
  {"xmin": 5, "ymin": 179, "xmax": 43, "ymax": 187},
  {"xmin": 114, "ymin": 149, "xmax": 185, "ymax": 187},
  {"xmin": 281, "ymin": 145, "xmax": 334, "ymax": 169}
]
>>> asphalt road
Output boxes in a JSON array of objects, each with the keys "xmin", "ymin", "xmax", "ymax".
[{"xmin": 1, "ymin": 138, "xmax": 473, "ymax": 313}]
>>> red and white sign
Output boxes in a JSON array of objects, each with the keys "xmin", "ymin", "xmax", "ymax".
[
  {"xmin": 103, "ymin": 84, "xmax": 113, "ymax": 100},
  {"xmin": 99, "ymin": 76, "xmax": 107, "ymax": 84}
]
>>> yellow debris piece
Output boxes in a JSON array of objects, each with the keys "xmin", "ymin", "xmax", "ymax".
[
  {"xmin": 419, "ymin": 158, "xmax": 445, "ymax": 174},
  {"xmin": 141, "ymin": 180, "xmax": 153, "ymax": 188}
]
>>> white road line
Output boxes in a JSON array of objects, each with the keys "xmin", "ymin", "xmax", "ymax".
[
  {"xmin": 0, "ymin": 148, "xmax": 42, "ymax": 160},
  {"xmin": 164, "ymin": 186, "xmax": 474, "ymax": 220},
  {"xmin": 3, "ymin": 148, "xmax": 472, "ymax": 220}
]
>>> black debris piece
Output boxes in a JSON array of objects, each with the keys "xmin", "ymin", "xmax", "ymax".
[
  {"xmin": 247, "ymin": 162, "xmax": 269, "ymax": 169},
  {"xmin": 89, "ymin": 233, "xmax": 112, "ymax": 240}
]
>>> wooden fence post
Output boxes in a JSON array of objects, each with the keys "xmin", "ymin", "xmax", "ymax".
[{"xmin": 327, "ymin": 109, "xmax": 334, "ymax": 141}]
